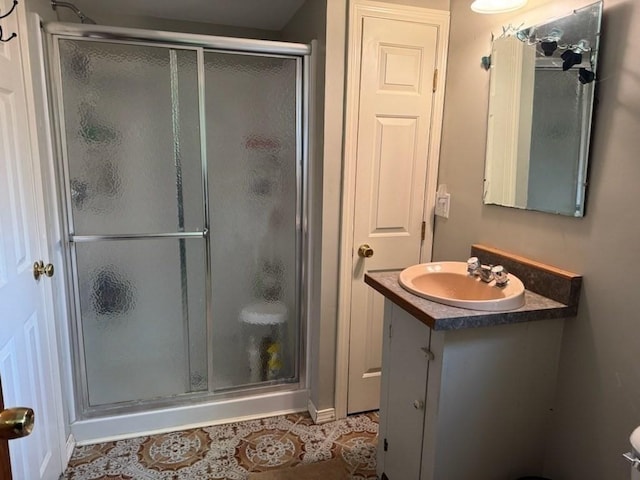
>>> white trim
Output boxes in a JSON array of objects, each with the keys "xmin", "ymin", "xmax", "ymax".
[
  {"xmin": 71, "ymin": 388, "xmax": 309, "ymax": 444},
  {"xmin": 307, "ymin": 398, "xmax": 336, "ymax": 424},
  {"xmin": 65, "ymin": 434, "xmax": 76, "ymax": 463},
  {"xmin": 335, "ymin": 0, "xmax": 450, "ymax": 419},
  {"xmin": 19, "ymin": 10, "xmax": 71, "ymax": 472},
  {"xmin": 304, "ymin": 39, "xmax": 318, "ymax": 393}
]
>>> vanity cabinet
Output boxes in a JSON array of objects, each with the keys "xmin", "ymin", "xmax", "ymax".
[
  {"xmin": 377, "ymin": 301, "xmax": 565, "ymax": 480},
  {"xmin": 378, "ymin": 301, "xmax": 432, "ymax": 479},
  {"xmin": 369, "ymin": 245, "xmax": 582, "ymax": 480}
]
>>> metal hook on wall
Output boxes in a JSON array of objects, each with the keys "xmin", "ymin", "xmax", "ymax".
[
  {"xmin": 0, "ymin": 0, "xmax": 18, "ymax": 43},
  {"xmin": 482, "ymin": 24, "xmax": 524, "ymax": 71}
]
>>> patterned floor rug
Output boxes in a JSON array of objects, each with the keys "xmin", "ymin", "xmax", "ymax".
[
  {"xmin": 62, "ymin": 411, "xmax": 378, "ymax": 479},
  {"xmin": 247, "ymin": 458, "xmax": 349, "ymax": 479}
]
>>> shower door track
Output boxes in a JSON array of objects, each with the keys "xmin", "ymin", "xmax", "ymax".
[
  {"xmin": 45, "ymin": 22, "xmax": 311, "ymax": 419},
  {"xmin": 44, "ymin": 22, "xmax": 311, "ymax": 56}
]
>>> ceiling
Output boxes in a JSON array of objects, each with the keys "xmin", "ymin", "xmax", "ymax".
[{"xmin": 69, "ymin": 0, "xmax": 308, "ymax": 31}]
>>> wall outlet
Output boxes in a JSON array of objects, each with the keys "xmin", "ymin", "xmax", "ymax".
[{"xmin": 435, "ymin": 192, "xmax": 450, "ymax": 218}]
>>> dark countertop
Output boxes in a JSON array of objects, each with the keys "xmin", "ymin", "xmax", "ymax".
[{"xmin": 364, "ymin": 270, "xmax": 577, "ymax": 331}]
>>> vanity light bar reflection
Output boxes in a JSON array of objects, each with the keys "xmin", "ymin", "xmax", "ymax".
[{"xmin": 513, "ymin": 26, "xmax": 597, "ymax": 82}]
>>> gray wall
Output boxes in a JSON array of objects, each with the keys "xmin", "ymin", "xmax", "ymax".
[
  {"xmin": 282, "ymin": 0, "xmax": 347, "ymax": 412},
  {"xmin": 46, "ymin": 4, "xmax": 280, "ymax": 39},
  {"xmin": 26, "ymin": 0, "xmax": 56, "ymax": 21},
  {"xmin": 437, "ymin": 0, "xmax": 640, "ymax": 478}
]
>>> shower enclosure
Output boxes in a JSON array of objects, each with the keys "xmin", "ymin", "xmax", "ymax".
[{"xmin": 46, "ymin": 23, "xmax": 309, "ymax": 421}]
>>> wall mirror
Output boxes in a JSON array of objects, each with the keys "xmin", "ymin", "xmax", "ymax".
[{"xmin": 483, "ymin": 1, "xmax": 603, "ymax": 217}]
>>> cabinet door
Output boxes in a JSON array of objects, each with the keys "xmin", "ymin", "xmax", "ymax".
[{"xmin": 380, "ymin": 304, "xmax": 431, "ymax": 479}]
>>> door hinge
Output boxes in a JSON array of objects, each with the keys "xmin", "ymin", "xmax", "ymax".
[
  {"xmin": 432, "ymin": 68, "xmax": 438, "ymax": 92},
  {"xmin": 384, "ymin": 438, "xmax": 388, "ymax": 451},
  {"xmin": 421, "ymin": 221, "xmax": 426, "ymax": 241},
  {"xmin": 420, "ymin": 347, "xmax": 435, "ymax": 361}
]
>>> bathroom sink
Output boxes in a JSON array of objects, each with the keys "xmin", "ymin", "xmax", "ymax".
[{"xmin": 398, "ymin": 262, "xmax": 525, "ymax": 311}]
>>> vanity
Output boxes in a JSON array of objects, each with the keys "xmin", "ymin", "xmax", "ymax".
[{"xmin": 366, "ymin": 245, "xmax": 581, "ymax": 480}]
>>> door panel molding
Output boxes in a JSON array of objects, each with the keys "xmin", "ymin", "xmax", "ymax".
[
  {"xmin": 335, "ymin": 0, "xmax": 449, "ymax": 419},
  {"xmin": 378, "ymin": 44, "xmax": 424, "ymax": 92},
  {"xmin": 371, "ymin": 115, "xmax": 418, "ymax": 233}
]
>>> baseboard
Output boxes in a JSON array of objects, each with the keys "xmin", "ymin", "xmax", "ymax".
[
  {"xmin": 307, "ymin": 398, "xmax": 336, "ymax": 424},
  {"xmin": 65, "ymin": 433, "xmax": 76, "ymax": 462}
]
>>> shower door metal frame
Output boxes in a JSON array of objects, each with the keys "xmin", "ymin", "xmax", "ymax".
[{"xmin": 45, "ymin": 22, "xmax": 311, "ymax": 418}]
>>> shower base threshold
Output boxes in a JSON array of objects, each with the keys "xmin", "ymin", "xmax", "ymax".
[{"xmin": 70, "ymin": 388, "xmax": 309, "ymax": 445}]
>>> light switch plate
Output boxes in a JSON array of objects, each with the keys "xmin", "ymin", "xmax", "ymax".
[{"xmin": 435, "ymin": 192, "xmax": 450, "ymax": 218}]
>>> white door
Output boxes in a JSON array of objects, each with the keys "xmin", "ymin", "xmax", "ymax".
[
  {"xmin": 347, "ymin": 15, "xmax": 439, "ymax": 414},
  {"xmin": 0, "ymin": 2, "xmax": 65, "ymax": 478}
]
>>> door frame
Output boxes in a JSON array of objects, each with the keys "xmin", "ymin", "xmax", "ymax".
[
  {"xmin": 19, "ymin": 9, "xmax": 70, "ymax": 466},
  {"xmin": 334, "ymin": 0, "xmax": 449, "ymax": 419},
  {"xmin": 0, "ymin": 7, "xmax": 70, "ymax": 475},
  {"xmin": 23, "ymin": 13, "xmax": 75, "ymax": 464}
]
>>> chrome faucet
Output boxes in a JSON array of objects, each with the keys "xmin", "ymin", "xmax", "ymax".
[
  {"xmin": 466, "ymin": 257, "xmax": 509, "ymax": 287},
  {"xmin": 479, "ymin": 265, "xmax": 494, "ymax": 283},
  {"xmin": 491, "ymin": 265, "xmax": 509, "ymax": 287},
  {"xmin": 466, "ymin": 257, "xmax": 481, "ymax": 276}
]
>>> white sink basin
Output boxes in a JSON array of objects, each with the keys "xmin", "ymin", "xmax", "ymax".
[{"xmin": 399, "ymin": 261, "xmax": 525, "ymax": 312}]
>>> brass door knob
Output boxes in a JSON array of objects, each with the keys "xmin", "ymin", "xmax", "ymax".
[
  {"xmin": 0, "ymin": 407, "xmax": 34, "ymax": 440},
  {"xmin": 33, "ymin": 260, "xmax": 54, "ymax": 281},
  {"xmin": 358, "ymin": 244, "xmax": 374, "ymax": 258}
]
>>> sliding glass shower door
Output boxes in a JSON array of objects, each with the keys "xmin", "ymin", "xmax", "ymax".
[
  {"xmin": 204, "ymin": 51, "xmax": 300, "ymax": 390},
  {"xmin": 52, "ymin": 33, "xmax": 305, "ymax": 415},
  {"xmin": 57, "ymin": 40, "xmax": 207, "ymax": 408}
]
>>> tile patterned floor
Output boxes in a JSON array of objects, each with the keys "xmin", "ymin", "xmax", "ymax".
[{"xmin": 62, "ymin": 411, "xmax": 379, "ymax": 479}]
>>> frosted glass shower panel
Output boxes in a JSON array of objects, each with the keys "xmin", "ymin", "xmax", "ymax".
[
  {"xmin": 58, "ymin": 40, "xmax": 203, "ymax": 235},
  {"xmin": 76, "ymin": 238, "xmax": 207, "ymax": 406},
  {"xmin": 204, "ymin": 52, "xmax": 299, "ymax": 389},
  {"xmin": 527, "ymin": 70, "xmax": 586, "ymax": 214}
]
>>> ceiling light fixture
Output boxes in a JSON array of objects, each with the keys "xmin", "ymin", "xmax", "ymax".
[{"xmin": 471, "ymin": 0, "xmax": 528, "ymax": 14}]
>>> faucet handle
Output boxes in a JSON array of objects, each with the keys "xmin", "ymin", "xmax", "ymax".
[
  {"xmin": 491, "ymin": 265, "xmax": 509, "ymax": 287},
  {"xmin": 467, "ymin": 257, "xmax": 480, "ymax": 275},
  {"xmin": 479, "ymin": 265, "xmax": 494, "ymax": 282}
]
